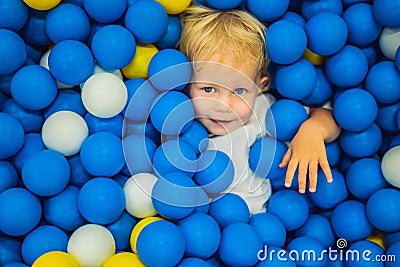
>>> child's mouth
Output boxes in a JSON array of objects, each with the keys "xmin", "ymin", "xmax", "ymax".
[{"xmin": 210, "ymin": 118, "xmax": 232, "ymax": 127}]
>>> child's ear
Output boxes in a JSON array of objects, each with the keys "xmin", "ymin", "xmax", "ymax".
[{"xmin": 257, "ymin": 76, "xmax": 270, "ymax": 93}]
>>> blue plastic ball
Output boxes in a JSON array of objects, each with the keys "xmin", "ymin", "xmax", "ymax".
[
  {"xmin": 0, "ymin": 0, "xmax": 28, "ymax": 31},
  {"xmin": 346, "ymin": 158, "xmax": 388, "ymax": 200},
  {"xmin": 365, "ymin": 61, "xmax": 400, "ymax": 104},
  {"xmin": 0, "ymin": 188, "xmax": 42, "ymax": 236},
  {"xmin": 45, "ymin": 3, "xmax": 91, "ymax": 43},
  {"xmin": 301, "ymin": 0, "xmax": 343, "ymax": 20},
  {"xmin": 19, "ymin": 11, "xmax": 51, "ymax": 47},
  {"xmin": 268, "ymin": 189, "xmax": 309, "ymax": 231},
  {"xmin": 178, "ymin": 258, "xmax": 210, "ymax": 267},
  {"xmin": 3, "ymin": 263, "xmax": 28, "ymax": 267},
  {"xmin": 376, "ymin": 102, "xmax": 400, "ymax": 134},
  {"xmin": 0, "ymin": 238, "xmax": 22, "ymax": 265},
  {"xmin": 148, "ymin": 49, "xmax": 191, "ymax": 92},
  {"xmin": 21, "ymin": 225, "xmax": 68, "ymax": 266},
  {"xmin": 325, "ymin": 45, "xmax": 368, "ymax": 88},
  {"xmin": 295, "ymin": 214, "xmax": 335, "ymax": 248},
  {"xmin": 123, "ymin": 134, "xmax": 157, "ymax": 175},
  {"xmin": 22, "ymin": 150, "xmax": 70, "ymax": 197},
  {"xmin": 345, "ymin": 240, "xmax": 385, "ymax": 267},
  {"xmin": 83, "ymin": 0, "xmax": 127, "ymax": 23},
  {"xmin": 91, "ymin": 25, "xmax": 136, "ymax": 70},
  {"xmin": 386, "ymin": 241, "xmax": 400, "ymax": 267},
  {"xmin": 325, "ymin": 140, "xmax": 341, "ymax": 167},
  {"xmin": 78, "ymin": 177, "xmax": 125, "ymax": 224},
  {"xmin": 80, "ymin": 132, "xmax": 125, "ymax": 176},
  {"xmin": 333, "ymin": 88, "xmax": 378, "ymax": 132},
  {"xmin": 44, "ymin": 89, "xmax": 86, "ymax": 119},
  {"xmin": 396, "ymin": 47, "xmax": 400, "ymax": 72},
  {"xmin": 219, "ymin": 223, "xmax": 263, "ymax": 267},
  {"xmin": 66, "ymin": 156, "xmax": 91, "ymax": 188},
  {"xmin": 85, "ymin": 113, "xmax": 123, "ymax": 137},
  {"xmin": 305, "ymin": 12, "xmax": 348, "ymax": 56},
  {"xmin": 11, "ymin": 133, "xmax": 44, "ymax": 172},
  {"xmin": 249, "ymin": 137, "xmax": 288, "ymax": 179},
  {"xmin": 361, "ymin": 45, "xmax": 378, "ymax": 67},
  {"xmin": 0, "ymin": 112, "xmax": 24, "ymax": 159},
  {"xmin": 44, "ymin": 186, "xmax": 86, "ymax": 232},
  {"xmin": 2, "ymin": 99, "xmax": 44, "ymax": 132},
  {"xmin": 249, "ymin": 213, "xmax": 286, "ymax": 247},
  {"xmin": 287, "ymin": 236, "xmax": 327, "ymax": 267},
  {"xmin": 155, "ymin": 15, "xmax": 182, "ymax": 50},
  {"xmin": 205, "ymin": 0, "xmax": 242, "ymax": 10},
  {"xmin": 0, "ymin": 161, "xmax": 18, "ymax": 194},
  {"xmin": 209, "ymin": 193, "xmax": 250, "ymax": 228},
  {"xmin": 373, "ymin": 0, "xmax": 400, "ymax": 29},
  {"xmin": 301, "ymin": 67, "xmax": 334, "ymax": 107},
  {"xmin": 339, "ymin": 123, "xmax": 382, "ymax": 158},
  {"xmin": 125, "ymin": 0, "xmax": 168, "ymax": 44},
  {"xmin": 194, "ymin": 150, "xmax": 234, "ymax": 194},
  {"xmin": 150, "ymin": 91, "xmax": 194, "ymax": 135},
  {"xmin": 137, "ymin": 220, "xmax": 185, "ymax": 267},
  {"xmin": 267, "ymin": 20, "xmax": 307, "ymax": 65},
  {"xmin": 280, "ymin": 11, "xmax": 306, "ymax": 27},
  {"xmin": 11, "ymin": 65, "xmax": 57, "ymax": 110},
  {"xmin": 0, "ymin": 29, "xmax": 26, "ymax": 75},
  {"xmin": 177, "ymin": 120, "xmax": 209, "ymax": 155},
  {"xmin": 343, "ymin": 3, "xmax": 382, "ymax": 46},
  {"xmin": 106, "ymin": 212, "xmax": 137, "ymax": 251},
  {"xmin": 247, "ymin": 0, "xmax": 289, "ymax": 22},
  {"xmin": 48, "ymin": 40, "xmax": 94, "ymax": 86},
  {"xmin": 275, "ymin": 59, "xmax": 317, "ymax": 100},
  {"xmin": 331, "ymin": 200, "xmax": 373, "ymax": 242},
  {"xmin": 266, "ymin": 99, "xmax": 308, "ymax": 142},
  {"xmin": 178, "ymin": 212, "xmax": 221, "ymax": 259}
]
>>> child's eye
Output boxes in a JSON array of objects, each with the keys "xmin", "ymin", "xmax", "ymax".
[
  {"xmin": 203, "ymin": 87, "xmax": 216, "ymax": 93},
  {"xmin": 233, "ymin": 88, "xmax": 246, "ymax": 95}
]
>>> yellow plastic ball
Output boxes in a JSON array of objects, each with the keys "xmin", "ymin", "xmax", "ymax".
[
  {"xmin": 156, "ymin": 0, "xmax": 191, "ymax": 14},
  {"xmin": 302, "ymin": 47, "xmax": 326, "ymax": 66},
  {"xmin": 22, "ymin": 0, "xmax": 61, "ymax": 10},
  {"xmin": 366, "ymin": 232, "xmax": 386, "ymax": 250},
  {"xmin": 32, "ymin": 251, "xmax": 79, "ymax": 267},
  {"xmin": 122, "ymin": 43, "xmax": 159, "ymax": 79},
  {"xmin": 130, "ymin": 216, "xmax": 164, "ymax": 253},
  {"xmin": 103, "ymin": 252, "xmax": 146, "ymax": 267}
]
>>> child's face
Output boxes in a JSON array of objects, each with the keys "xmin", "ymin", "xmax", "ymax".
[{"xmin": 188, "ymin": 52, "xmax": 266, "ymax": 135}]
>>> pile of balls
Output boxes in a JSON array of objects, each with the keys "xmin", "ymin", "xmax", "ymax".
[{"xmin": 1, "ymin": 0, "xmax": 400, "ymax": 266}]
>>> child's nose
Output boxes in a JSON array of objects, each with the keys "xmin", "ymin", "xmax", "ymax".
[{"xmin": 214, "ymin": 93, "xmax": 233, "ymax": 112}]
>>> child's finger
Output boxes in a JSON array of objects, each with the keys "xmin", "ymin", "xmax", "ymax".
[
  {"xmin": 308, "ymin": 160, "xmax": 318, "ymax": 192},
  {"xmin": 279, "ymin": 147, "xmax": 292, "ymax": 168},
  {"xmin": 319, "ymin": 157, "xmax": 333, "ymax": 183},
  {"xmin": 297, "ymin": 162, "xmax": 308, "ymax": 194},
  {"xmin": 284, "ymin": 158, "xmax": 297, "ymax": 188}
]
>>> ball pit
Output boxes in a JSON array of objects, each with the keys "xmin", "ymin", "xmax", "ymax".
[{"xmin": 0, "ymin": 1, "xmax": 400, "ymax": 266}]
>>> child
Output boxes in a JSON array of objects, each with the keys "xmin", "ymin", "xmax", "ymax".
[{"xmin": 178, "ymin": 5, "xmax": 341, "ymax": 214}]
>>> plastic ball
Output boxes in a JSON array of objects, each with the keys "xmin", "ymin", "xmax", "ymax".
[
  {"xmin": 219, "ymin": 223, "xmax": 263, "ymax": 267},
  {"xmin": 266, "ymin": 99, "xmax": 308, "ymax": 142},
  {"xmin": 365, "ymin": 61, "xmax": 400, "ymax": 104},
  {"xmin": 155, "ymin": 0, "xmax": 191, "ymax": 14},
  {"xmin": 331, "ymin": 200, "xmax": 373, "ymax": 242},
  {"xmin": 268, "ymin": 189, "xmax": 309, "ymax": 231},
  {"xmin": 366, "ymin": 188, "xmax": 400, "ymax": 232},
  {"xmin": 249, "ymin": 213, "xmax": 286, "ymax": 247},
  {"xmin": 155, "ymin": 15, "xmax": 183, "ymax": 49},
  {"xmin": 345, "ymin": 240, "xmax": 385, "ymax": 267},
  {"xmin": 11, "ymin": 133, "xmax": 44, "ymax": 172},
  {"xmin": 366, "ymin": 231, "xmax": 386, "ymax": 250},
  {"xmin": 376, "ymin": 102, "xmax": 400, "ymax": 134},
  {"xmin": 247, "ymin": 0, "xmax": 289, "ymax": 22},
  {"xmin": 103, "ymin": 252, "xmax": 145, "ymax": 267},
  {"xmin": 82, "ymin": 72, "xmax": 128, "ymax": 118},
  {"xmin": 80, "ymin": 132, "xmax": 125, "ymax": 176},
  {"xmin": 130, "ymin": 216, "xmax": 164, "ymax": 253},
  {"xmin": 373, "ymin": 0, "xmax": 400, "ymax": 29},
  {"xmin": 379, "ymin": 27, "xmax": 400, "ymax": 61},
  {"xmin": 361, "ymin": 45, "xmax": 378, "ymax": 67},
  {"xmin": 67, "ymin": 224, "xmax": 116, "ymax": 267},
  {"xmin": 267, "ymin": 20, "xmax": 307, "ymax": 65},
  {"xmin": 178, "ymin": 212, "xmax": 221, "ymax": 259},
  {"xmin": 0, "ymin": 0, "xmax": 28, "ymax": 31},
  {"xmin": 2, "ymin": 99, "xmax": 43, "ymax": 132},
  {"xmin": 209, "ymin": 193, "xmax": 250, "ymax": 228},
  {"xmin": 83, "ymin": 0, "xmax": 126, "ymax": 23},
  {"xmin": 302, "ymin": 48, "xmax": 327, "ymax": 67},
  {"xmin": 91, "ymin": 25, "xmax": 136, "ymax": 70},
  {"xmin": 125, "ymin": 0, "xmax": 168, "ymax": 44},
  {"xmin": 21, "ymin": 225, "xmax": 68, "ymax": 266},
  {"xmin": 281, "ymin": 11, "xmax": 306, "ymax": 27},
  {"xmin": 287, "ymin": 236, "xmax": 327, "ymax": 266},
  {"xmin": 0, "ymin": 161, "xmax": 18, "ymax": 194},
  {"xmin": 23, "ymin": 0, "xmax": 61, "ymax": 10},
  {"xmin": 178, "ymin": 258, "xmax": 209, "ymax": 267},
  {"xmin": 343, "ymin": 3, "xmax": 382, "ymax": 47},
  {"xmin": 325, "ymin": 45, "xmax": 368, "ymax": 88},
  {"xmin": 301, "ymin": 0, "xmax": 343, "ymax": 20},
  {"xmin": 0, "ymin": 188, "xmax": 42, "ymax": 236},
  {"xmin": 382, "ymin": 146, "xmax": 400, "ymax": 188},
  {"xmin": 19, "ymin": 11, "xmax": 51, "ymax": 47},
  {"xmin": 275, "ymin": 58, "xmax": 317, "ymax": 100},
  {"xmin": 124, "ymin": 173, "xmax": 158, "ymax": 218},
  {"xmin": 339, "ymin": 123, "xmax": 382, "ymax": 158},
  {"xmin": 333, "ymin": 88, "xmax": 378, "ymax": 132},
  {"xmin": 396, "ymin": 47, "xmax": 400, "ymax": 71},
  {"xmin": 177, "ymin": 120, "xmax": 209, "ymax": 155},
  {"xmin": 148, "ymin": 49, "xmax": 191, "ymax": 92},
  {"xmin": 249, "ymin": 137, "xmax": 288, "ymax": 179},
  {"xmin": 85, "ymin": 113, "xmax": 123, "ymax": 137},
  {"xmin": 48, "ymin": 40, "xmax": 94, "ymax": 86},
  {"xmin": 0, "ymin": 112, "xmax": 25, "ymax": 159},
  {"xmin": 3, "ymin": 263, "xmax": 29, "ymax": 267},
  {"xmin": 0, "ymin": 238, "xmax": 22, "ymax": 265},
  {"xmin": 123, "ymin": 134, "xmax": 157, "ymax": 175},
  {"xmin": 205, "ymin": 0, "xmax": 242, "ymax": 10},
  {"xmin": 136, "ymin": 220, "xmax": 185, "ymax": 267},
  {"xmin": 305, "ymin": 12, "xmax": 348, "ymax": 56},
  {"xmin": 32, "ymin": 251, "xmax": 79, "ymax": 267},
  {"xmin": 106, "ymin": 212, "xmax": 137, "ymax": 251},
  {"xmin": 301, "ymin": 67, "xmax": 334, "ymax": 106},
  {"xmin": 45, "ymin": 3, "xmax": 91, "ymax": 43},
  {"xmin": 295, "ymin": 214, "xmax": 335, "ymax": 248},
  {"xmin": 386, "ymin": 241, "xmax": 400, "ymax": 267},
  {"xmin": 122, "ymin": 43, "xmax": 158, "ymax": 79},
  {"xmin": 0, "ymin": 29, "xmax": 27, "ymax": 75},
  {"xmin": 194, "ymin": 150, "xmax": 234, "ymax": 194}
]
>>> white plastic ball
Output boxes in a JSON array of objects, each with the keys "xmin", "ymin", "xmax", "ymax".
[
  {"xmin": 80, "ymin": 63, "xmax": 123, "ymax": 89},
  {"xmin": 39, "ymin": 49, "xmax": 73, "ymax": 89},
  {"xmin": 123, "ymin": 173, "xmax": 158, "ymax": 218},
  {"xmin": 379, "ymin": 27, "xmax": 400, "ymax": 60},
  {"xmin": 81, "ymin": 72, "xmax": 128, "ymax": 118},
  {"xmin": 67, "ymin": 224, "xmax": 116, "ymax": 267},
  {"xmin": 42, "ymin": 111, "xmax": 88, "ymax": 156},
  {"xmin": 381, "ymin": 145, "xmax": 400, "ymax": 188}
]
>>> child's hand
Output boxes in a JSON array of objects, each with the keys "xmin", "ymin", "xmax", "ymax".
[{"xmin": 278, "ymin": 121, "xmax": 333, "ymax": 194}]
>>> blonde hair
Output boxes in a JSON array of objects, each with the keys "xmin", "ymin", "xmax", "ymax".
[{"xmin": 179, "ymin": 5, "xmax": 270, "ymax": 87}]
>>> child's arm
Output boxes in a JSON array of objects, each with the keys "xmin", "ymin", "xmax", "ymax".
[{"xmin": 279, "ymin": 107, "xmax": 341, "ymax": 193}]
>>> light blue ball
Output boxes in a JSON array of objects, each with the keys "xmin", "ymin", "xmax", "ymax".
[
  {"xmin": 2, "ymin": 99, "xmax": 44, "ymax": 132},
  {"xmin": 45, "ymin": 3, "xmax": 91, "ymax": 43},
  {"xmin": 0, "ymin": 238, "xmax": 22, "ymax": 266},
  {"xmin": 11, "ymin": 133, "xmax": 44, "ymax": 172},
  {"xmin": 106, "ymin": 212, "xmax": 137, "ymax": 251},
  {"xmin": 155, "ymin": 15, "xmax": 182, "ymax": 50},
  {"xmin": 0, "ymin": 188, "xmax": 42, "ymax": 236},
  {"xmin": 301, "ymin": 67, "xmax": 334, "ymax": 107},
  {"xmin": 287, "ymin": 236, "xmax": 327, "ymax": 267},
  {"xmin": 366, "ymin": 189, "xmax": 400, "ymax": 232},
  {"xmin": 0, "ymin": 0, "xmax": 28, "ymax": 31},
  {"xmin": 345, "ymin": 240, "xmax": 385, "ymax": 267},
  {"xmin": 295, "ymin": 214, "xmax": 335, "ymax": 248},
  {"xmin": 83, "ymin": 0, "xmax": 127, "ymax": 23},
  {"xmin": 205, "ymin": 0, "xmax": 242, "ymax": 10},
  {"xmin": 123, "ymin": 134, "xmax": 157, "ymax": 175},
  {"xmin": 249, "ymin": 213, "xmax": 286, "ymax": 247},
  {"xmin": 247, "ymin": 0, "xmax": 290, "ymax": 22},
  {"xmin": 11, "ymin": 65, "xmax": 57, "ymax": 110},
  {"xmin": 0, "ymin": 29, "xmax": 26, "ymax": 75},
  {"xmin": 301, "ymin": 0, "xmax": 343, "ymax": 20},
  {"xmin": 44, "ymin": 186, "xmax": 86, "ymax": 232},
  {"xmin": 78, "ymin": 177, "xmax": 125, "ymax": 224},
  {"xmin": 0, "ymin": 112, "xmax": 24, "ymax": 159},
  {"xmin": 373, "ymin": 0, "xmax": 400, "ymax": 29}
]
